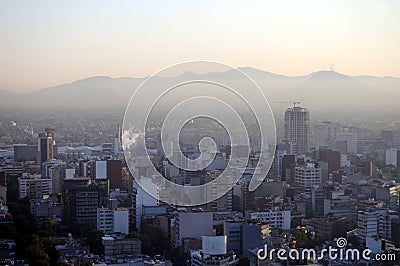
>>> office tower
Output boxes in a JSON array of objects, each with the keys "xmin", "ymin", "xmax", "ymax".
[
  {"xmin": 338, "ymin": 132, "xmax": 358, "ymax": 154},
  {"xmin": 173, "ymin": 210, "xmax": 213, "ymax": 247},
  {"xmin": 62, "ymin": 178, "xmax": 99, "ymax": 224},
  {"xmin": 133, "ymin": 179, "xmax": 158, "ymax": 231},
  {"xmin": 295, "ymin": 163, "xmax": 322, "ymax": 188},
  {"xmin": 394, "ymin": 130, "xmax": 400, "ymax": 148},
  {"xmin": 284, "ymin": 104, "xmax": 310, "ymax": 155},
  {"xmin": 319, "ymin": 150, "xmax": 340, "ymax": 173},
  {"xmin": 0, "ymin": 171, "xmax": 6, "ymax": 203},
  {"xmin": 224, "ymin": 221, "xmax": 243, "ymax": 255},
  {"xmin": 241, "ymin": 181, "xmax": 255, "ymax": 213},
  {"xmin": 270, "ymin": 143, "xmax": 291, "ymax": 181},
  {"xmin": 107, "ymin": 160, "xmax": 122, "ymax": 189},
  {"xmin": 42, "ymin": 159, "xmax": 66, "ymax": 194},
  {"xmin": 93, "ymin": 160, "xmax": 110, "ymax": 207},
  {"xmin": 97, "ymin": 207, "xmax": 129, "ymax": 235},
  {"xmin": 242, "ymin": 223, "xmax": 264, "ymax": 256},
  {"xmin": 314, "ymin": 121, "xmax": 341, "ymax": 149},
  {"xmin": 386, "ymin": 148, "xmax": 400, "ymax": 168},
  {"xmin": 381, "ymin": 130, "xmax": 394, "ymax": 146},
  {"xmin": 18, "ymin": 174, "xmax": 52, "ymax": 199},
  {"xmin": 374, "ymin": 185, "xmax": 400, "ymax": 211},
  {"xmin": 38, "ymin": 126, "xmax": 55, "ymax": 164},
  {"xmin": 358, "ymin": 206, "xmax": 399, "ymax": 244},
  {"xmin": 13, "ymin": 144, "xmax": 38, "ymax": 162},
  {"xmin": 391, "ymin": 219, "xmax": 400, "ymax": 247},
  {"xmin": 205, "ymin": 189, "xmax": 233, "ymax": 212},
  {"xmin": 281, "ymin": 154, "xmax": 296, "ymax": 184}
]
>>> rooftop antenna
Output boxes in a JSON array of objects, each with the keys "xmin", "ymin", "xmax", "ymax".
[
  {"xmin": 329, "ymin": 63, "xmax": 335, "ymax": 72},
  {"xmin": 273, "ymin": 101, "xmax": 301, "ymax": 108}
]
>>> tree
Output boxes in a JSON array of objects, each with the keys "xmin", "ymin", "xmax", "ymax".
[
  {"xmin": 25, "ymin": 245, "xmax": 51, "ymax": 266},
  {"xmin": 140, "ymin": 223, "xmax": 169, "ymax": 255},
  {"xmin": 238, "ymin": 257, "xmax": 250, "ymax": 266},
  {"xmin": 86, "ymin": 229, "xmax": 104, "ymax": 255},
  {"xmin": 38, "ymin": 217, "xmax": 57, "ymax": 237}
]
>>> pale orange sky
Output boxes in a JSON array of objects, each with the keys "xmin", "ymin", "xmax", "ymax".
[{"xmin": 0, "ymin": 0, "xmax": 399, "ymax": 93}]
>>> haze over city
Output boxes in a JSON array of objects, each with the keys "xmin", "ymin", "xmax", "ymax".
[
  {"xmin": 1, "ymin": 0, "xmax": 399, "ymax": 93},
  {"xmin": 1, "ymin": 1, "xmax": 400, "ymax": 266}
]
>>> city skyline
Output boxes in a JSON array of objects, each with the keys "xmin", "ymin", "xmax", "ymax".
[
  {"xmin": 1, "ymin": 0, "xmax": 399, "ymax": 93},
  {"xmin": 1, "ymin": 1, "xmax": 400, "ymax": 264}
]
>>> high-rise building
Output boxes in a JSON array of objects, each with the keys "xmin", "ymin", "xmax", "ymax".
[
  {"xmin": 284, "ymin": 104, "xmax": 310, "ymax": 155},
  {"xmin": 281, "ymin": 154, "xmax": 296, "ymax": 184},
  {"xmin": 0, "ymin": 171, "xmax": 6, "ymax": 203},
  {"xmin": 133, "ymin": 179, "xmax": 158, "ymax": 231},
  {"xmin": 38, "ymin": 126, "xmax": 55, "ymax": 164},
  {"xmin": 107, "ymin": 160, "xmax": 122, "ymax": 189},
  {"xmin": 381, "ymin": 130, "xmax": 394, "ymax": 146},
  {"xmin": 394, "ymin": 129, "xmax": 400, "ymax": 148},
  {"xmin": 93, "ymin": 160, "xmax": 110, "ymax": 207},
  {"xmin": 62, "ymin": 178, "xmax": 99, "ymax": 224},
  {"xmin": 97, "ymin": 207, "xmax": 129, "ymax": 235},
  {"xmin": 386, "ymin": 148, "xmax": 400, "ymax": 168},
  {"xmin": 319, "ymin": 150, "xmax": 340, "ymax": 173},
  {"xmin": 358, "ymin": 206, "xmax": 399, "ymax": 244},
  {"xmin": 18, "ymin": 174, "xmax": 52, "ymax": 199},
  {"xmin": 42, "ymin": 159, "xmax": 66, "ymax": 195},
  {"xmin": 295, "ymin": 163, "xmax": 322, "ymax": 188},
  {"xmin": 173, "ymin": 210, "xmax": 213, "ymax": 248},
  {"xmin": 338, "ymin": 133, "xmax": 358, "ymax": 154},
  {"xmin": 314, "ymin": 121, "xmax": 341, "ymax": 149},
  {"xmin": 374, "ymin": 185, "xmax": 400, "ymax": 211}
]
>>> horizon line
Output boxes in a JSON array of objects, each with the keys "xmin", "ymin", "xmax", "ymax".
[{"xmin": 1, "ymin": 67, "xmax": 399, "ymax": 95}]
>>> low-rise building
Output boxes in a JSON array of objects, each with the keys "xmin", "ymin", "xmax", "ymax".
[
  {"xmin": 30, "ymin": 198, "xmax": 62, "ymax": 222},
  {"xmin": 174, "ymin": 210, "xmax": 213, "ymax": 247},
  {"xmin": 358, "ymin": 206, "xmax": 399, "ymax": 244},
  {"xmin": 249, "ymin": 210, "xmax": 291, "ymax": 230},
  {"xmin": 101, "ymin": 234, "xmax": 141, "ymax": 257},
  {"xmin": 97, "ymin": 207, "xmax": 129, "ymax": 235},
  {"xmin": 18, "ymin": 174, "xmax": 52, "ymax": 199},
  {"xmin": 191, "ymin": 236, "xmax": 239, "ymax": 266}
]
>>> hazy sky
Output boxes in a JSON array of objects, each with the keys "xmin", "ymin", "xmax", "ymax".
[{"xmin": 1, "ymin": 0, "xmax": 399, "ymax": 93}]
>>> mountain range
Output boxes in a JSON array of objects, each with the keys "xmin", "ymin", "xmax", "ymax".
[{"xmin": 1, "ymin": 68, "xmax": 399, "ymax": 112}]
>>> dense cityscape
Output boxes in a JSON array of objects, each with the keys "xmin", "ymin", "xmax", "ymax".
[{"xmin": 0, "ymin": 102, "xmax": 399, "ymax": 266}]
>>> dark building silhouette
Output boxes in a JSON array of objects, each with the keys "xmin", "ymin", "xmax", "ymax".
[
  {"xmin": 108, "ymin": 159, "xmax": 122, "ymax": 189},
  {"xmin": 14, "ymin": 144, "xmax": 38, "ymax": 162},
  {"xmin": 391, "ymin": 219, "xmax": 400, "ymax": 247},
  {"xmin": 281, "ymin": 154, "xmax": 296, "ymax": 184},
  {"xmin": 38, "ymin": 126, "xmax": 55, "ymax": 165},
  {"xmin": 319, "ymin": 150, "xmax": 340, "ymax": 173},
  {"xmin": 62, "ymin": 178, "xmax": 99, "ymax": 224}
]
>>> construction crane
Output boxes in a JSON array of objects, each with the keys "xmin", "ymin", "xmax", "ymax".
[{"xmin": 273, "ymin": 101, "xmax": 301, "ymax": 107}]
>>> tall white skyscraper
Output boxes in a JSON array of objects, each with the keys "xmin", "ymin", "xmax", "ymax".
[{"xmin": 284, "ymin": 104, "xmax": 310, "ymax": 155}]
